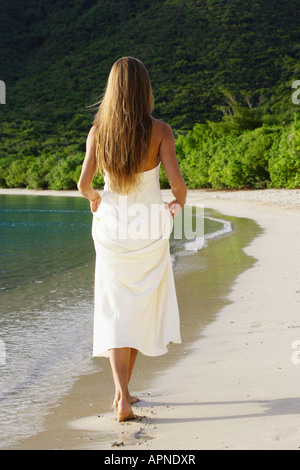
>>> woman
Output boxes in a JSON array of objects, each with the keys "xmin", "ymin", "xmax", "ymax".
[{"xmin": 77, "ymin": 57, "xmax": 187, "ymax": 422}]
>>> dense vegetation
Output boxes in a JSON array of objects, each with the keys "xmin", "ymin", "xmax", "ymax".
[{"xmin": 0, "ymin": 0, "xmax": 299, "ymax": 190}]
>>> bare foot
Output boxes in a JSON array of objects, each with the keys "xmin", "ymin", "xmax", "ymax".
[
  {"xmin": 117, "ymin": 398, "xmax": 137, "ymax": 422},
  {"xmin": 130, "ymin": 395, "xmax": 140, "ymax": 404},
  {"xmin": 113, "ymin": 394, "xmax": 140, "ymax": 410}
]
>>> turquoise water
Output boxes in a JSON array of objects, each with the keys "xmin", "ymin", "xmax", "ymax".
[
  {"xmin": 0, "ymin": 195, "xmax": 94, "ymax": 291},
  {"xmin": 0, "ymin": 194, "xmax": 227, "ymax": 449}
]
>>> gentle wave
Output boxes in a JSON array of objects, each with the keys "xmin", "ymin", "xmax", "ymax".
[{"xmin": 182, "ymin": 216, "xmax": 232, "ymax": 253}]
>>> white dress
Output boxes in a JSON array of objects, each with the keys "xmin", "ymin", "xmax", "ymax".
[{"xmin": 91, "ymin": 161, "xmax": 181, "ymax": 357}]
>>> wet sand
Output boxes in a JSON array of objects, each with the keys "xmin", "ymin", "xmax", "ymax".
[{"xmin": 2, "ymin": 187, "xmax": 300, "ymax": 450}]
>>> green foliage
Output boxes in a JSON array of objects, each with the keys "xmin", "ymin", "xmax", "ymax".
[
  {"xmin": 174, "ymin": 124, "xmax": 217, "ymax": 188},
  {"xmin": 207, "ymin": 127, "xmax": 276, "ymax": 189},
  {"xmin": 168, "ymin": 112, "xmax": 300, "ymax": 190},
  {"xmin": 0, "ymin": 0, "xmax": 300, "ymax": 190},
  {"xmin": 268, "ymin": 115, "xmax": 300, "ymax": 188},
  {"xmin": 45, "ymin": 153, "xmax": 81, "ymax": 190}
]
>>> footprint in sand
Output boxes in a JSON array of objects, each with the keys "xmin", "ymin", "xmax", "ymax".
[{"xmin": 69, "ymin": 411, "xmax": 156, "ymax": 447}]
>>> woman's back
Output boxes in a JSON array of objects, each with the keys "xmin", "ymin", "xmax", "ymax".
[{"xmin": 139, "ymin": 117, "xmax": 164, "ymax": 172}]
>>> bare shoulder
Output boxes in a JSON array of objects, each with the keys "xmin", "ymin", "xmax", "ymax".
[
  {"xmin": 87, "ymin": 124, "xmax": 97, "ymax": 139},
  {"xmin": 152, "ymin": 118, "xmax": 186, "ymax": 195},
  {"xmin": 151, "ymin": 117, "xmax": 174, "ymax": 142}
]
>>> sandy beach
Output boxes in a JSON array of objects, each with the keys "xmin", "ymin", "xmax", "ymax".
[
  {"xmin": 1, "ymin": 187, "xmax": 300, "ymax": 450},
  {"xmin": 127, "ymin": 188, "xmax": 300, "ymax": 451}
]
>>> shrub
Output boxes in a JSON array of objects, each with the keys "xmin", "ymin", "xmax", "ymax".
[
  {"xmin": 268, "ymin": 116, "xmax": 300, "ymax": 188},
  {"xmin": 45, "ymin": 153, "xmax": 84, "ymax": 190},
  {"xmin": 5, "ymin": 158, "xmax": 30, "ymax": 188}
]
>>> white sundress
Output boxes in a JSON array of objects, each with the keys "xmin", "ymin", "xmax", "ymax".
[{"xmin": 91, "ymin": 161, "xmax": 181, "ymax": 357}]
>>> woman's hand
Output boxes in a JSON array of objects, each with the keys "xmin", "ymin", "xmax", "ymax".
[
  {"xmin": 166, "ymin": 199, "xmax": 182, "ymax": 218},
  {"xmin": 90, "ymin": 191, "xmax": 102, "ymax": 214}
]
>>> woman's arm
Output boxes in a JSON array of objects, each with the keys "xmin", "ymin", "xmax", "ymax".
[
  {"xmin": 158, "ymin": 123, "xmax": 187, "ymax": 213},
  {"xmin": 77, "ymin": 126, "xmax": 101, "ymax": 213}
]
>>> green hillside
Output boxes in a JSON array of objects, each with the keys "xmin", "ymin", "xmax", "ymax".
[{"xmin": 1, "ymin": 0, "xmax": 300, "ymax": 189}]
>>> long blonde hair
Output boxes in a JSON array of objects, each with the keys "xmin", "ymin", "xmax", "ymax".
[{"xmin": 93, "ymin": 57, "xmax": 154, "ymax": 195}]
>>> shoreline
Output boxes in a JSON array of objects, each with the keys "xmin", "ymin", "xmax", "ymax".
[
  {"xmin": 0, "ymin": 186, "xmax": 299, "ymax": 205},
  {"xmin": 3, "ymin": 188, "xmax": 300, "ymax": 450},
  {"xmin": 10, "ymin": 203, "xmax": 258, "ymax": 450}
]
